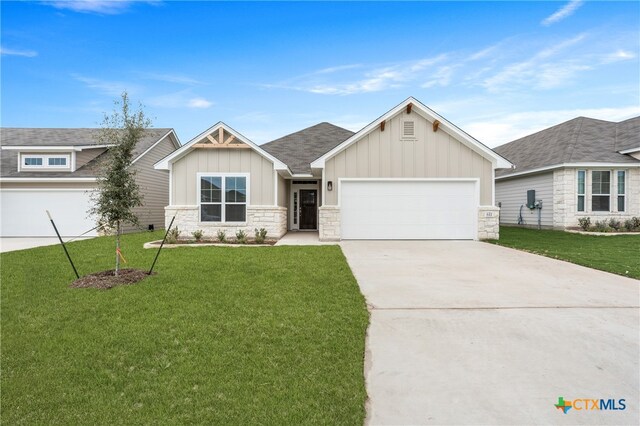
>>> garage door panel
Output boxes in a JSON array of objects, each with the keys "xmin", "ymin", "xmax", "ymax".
[
  {"xmin": 341, "ymin": 180, "xmax": 477, "ymax": 240},
  {"xmin": 1, "ymin": 190, "xmax": 97, "ymax": 237}
]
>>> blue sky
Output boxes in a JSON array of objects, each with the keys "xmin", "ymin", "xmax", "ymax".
[{"xmin": 1, "ymin": 1, "xmax": 638, "ymax": 147}]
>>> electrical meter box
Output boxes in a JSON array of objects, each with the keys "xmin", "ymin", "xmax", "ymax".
[{"xmin": 527, "ymin": 190, "xmax": 536, "ymax": 209}]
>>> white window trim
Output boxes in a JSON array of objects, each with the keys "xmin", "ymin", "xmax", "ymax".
[
  {"xmin": 400, "ymin": 118, "xmax": 417, "ymax": 140},
  {"xmin": 196, "ymin": 172, "xmax": 250, "ymax": 224},
  {"xmin": 616, "ymin": 170, "xmax": 627, "ymax": 213},
  {"xmin": 590, "ymin": 169, "xmax": 612, "ymax": 213},
  {"xmin": 20, "ymin": 153, "xmax": 71, "ymax": 170},
  {"xmin": 576, "ymin": 170, "xmax": 586, "ymax": 212}
]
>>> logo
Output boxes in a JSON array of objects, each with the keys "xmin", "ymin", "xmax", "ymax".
[{"xmin": 554, "ymin": 397, "xmax": 626, "ymax": 414}]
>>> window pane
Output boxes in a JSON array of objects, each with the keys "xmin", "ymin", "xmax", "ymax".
[
  {"xmin": 577, "ymin": 171, "xmax": 585, "ymax": 194},
  {"xmin": 592, "ymin": 171, "xmax": 610, "ymax": 194},
  {"xmin": 617, "ymin": 171, "xmax": 625, "ymax": 195},
  {"xmin": 592, "ymin": 195, "xmax": 610, "ymax": 212},
  {"xmin": 25, "ymin": 157, "xmax": 43, "ymax": 166},
  {"xmin": 225, "ymin": 177, "xmax": 247, "ymax": 203},
  {"xmin": 618, "ymin": 196, "xmax": 625, "ymax": 212},
  {"xmin": 577, "ymin": 195, "xmax": 585, "ymax": 212},
  {"xmin": 48, "ymin": 157, "xmax": 67, "ymax": 166},
  {"xmin": 201, "ymin": 177, "xmax": 221, "ymax": 203},
  {"xmin": 201, "ymin": 204, "xmax": 221, "ymax": 222},
  {"xmin": 225, "ymin": 204, "xmax": 246, "ymax": 222}
]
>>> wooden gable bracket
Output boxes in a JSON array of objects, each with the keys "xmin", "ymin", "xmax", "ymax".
[
  {"xmin": 194, "ymin": 129, "xmax": 249, "ymax": 149},
  {"xmin": 406, "ymin": 103, "xmax": 413, "ymax": 114},
  {"xmin": 380, "ymin": 121, "xmax": 386, "ymax": 132},
  {"xmin": 432, "ymin": 120, "xmax": 441, "ymax": 132}
]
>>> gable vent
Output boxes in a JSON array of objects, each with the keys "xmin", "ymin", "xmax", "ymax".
[{"xmin": 402, "ymin": 120, "xmax": 415, "ymax": 138}]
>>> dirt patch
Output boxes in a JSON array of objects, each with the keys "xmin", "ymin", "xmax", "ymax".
[{"xmin": 70, "ymin": 268, "xmax": 153, "ymax": 290}]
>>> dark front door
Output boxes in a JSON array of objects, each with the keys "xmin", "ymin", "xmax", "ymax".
[{"xmin": 299, "ymin": 189, "xmax": 317, "ymax": 230}]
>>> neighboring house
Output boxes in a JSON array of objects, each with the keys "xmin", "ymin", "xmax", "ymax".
[
  {"xmin": 0, "ymin": 128, "xmax": 181, "ymax": 237},
  {"xmin": 494, "ymin": 116, "xmax": 640, "ymax": 229},
  {"xmin": 155, "ymin": 97, "xmax": 512, "ymax": 240}
]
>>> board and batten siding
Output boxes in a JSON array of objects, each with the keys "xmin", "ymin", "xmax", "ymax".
[
  {"xmin": 495, "ymin": 172, "xmax": 554, "ymax": 227},
  {"xmin": 171, "ymin": 148, "xmax": 276, "ymax": 206},
  {"xmin": 125, "ymin": 134, "xmax": 178, "ymax": 232},
  {"xmin": 323, "ymin": 110, "xmax": 494, "ymax": 206},
  {"xmin": 277, "ymin": 174, "xmax": 287, "ymax": 207}
]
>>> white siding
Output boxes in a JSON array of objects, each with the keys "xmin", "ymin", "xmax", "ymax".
[{"xmin": 496, "ymin": 172, "xmax": 554, "ymax": 227}]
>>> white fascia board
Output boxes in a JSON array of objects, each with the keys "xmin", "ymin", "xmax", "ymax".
[
  {"xmin": 495, "ymin": 162, "xmax": 640, "ymax": 180},
  {"xmin": 1, "ymin": 145, "xmax": 114, "ymax": 151},
  {"xmin": 154, "ymin": 122, "xmax": 289, "ymax": 172},
  {"xmin": 310, "ymin": 96, "xmax": 513, "ymax": 170},
  {"xmin": 131, "ymin": 129, "xmax": 180, "ymax": 165},
  {"xmin": 0, "ymin": 177, "xmax": 98, "ymax": 183},
  {"xmin": 619, "ymin": 146, "xmax": 640, "ymax": 154}
]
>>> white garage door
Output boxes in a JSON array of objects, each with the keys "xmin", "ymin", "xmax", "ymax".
[
  {"xmin": 0, "ymin": 190, "xmax": 98, "ymax": 237},
  {"xmin": 341, "ymin": 180, "xmax": 477, "ymax": 240}
]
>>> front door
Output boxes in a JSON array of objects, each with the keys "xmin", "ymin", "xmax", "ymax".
[{"xmin": 299, "ymin": 189, "xmax": 317, "ymax": 230}]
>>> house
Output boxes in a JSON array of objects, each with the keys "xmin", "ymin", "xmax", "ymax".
[
  {"xmin": 0, "ymin": 128, "xmax": 181, "ymax": 237},
  {"xmin": 494, "ymin": 116, "xmax": 640, "ymax": 228},
  {"xmin": 155, "ymin": 97, "xmax": 511, "ymax": 241}
]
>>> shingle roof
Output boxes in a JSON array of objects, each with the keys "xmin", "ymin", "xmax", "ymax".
[
  {"xmin": 494, "ymin": 117, "xmax": 640, "ymax": 177},
  {"xmin": 0, "ymin": 128, "xmax": 172, "ymax": 178},
  {"xmin": 261, "ymin": 122, "xmax": 354, "ymax": 174}
]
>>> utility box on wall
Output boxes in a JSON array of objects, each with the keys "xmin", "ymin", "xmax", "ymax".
[{"xmin": 527, "ymin": 190, "xmax": 536, "ymax": 209}]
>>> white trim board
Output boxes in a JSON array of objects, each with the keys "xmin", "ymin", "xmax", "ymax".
[
  {"xmin": 310, "ymin": 97, "xmax": 513, "ymax": 170},
  {"xmin": 0, "ymin": 177, "xmax": 98, "ymax": 183},
  {"xmin": 619, "ymin": 147, "xmax": 640, "ymax": 154},
  {"xmin": 496, "ymin": 162, "xmax": 640, "ymax": 180}
]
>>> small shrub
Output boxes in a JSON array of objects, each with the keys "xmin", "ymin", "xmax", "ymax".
[
  {"xmin": 624, "ymin": 219, "xmax": 635, "ymax": 232},
  {"xmin": 592, "ymin": 220, "xmax": 609, "ymax": 232},
  {"xmin": 254, "ymin": 228, "xmax": 268, "ymax": 244},
  {"xmin": 608, "ymin": 219, "xmax": 621, "ymax": 231},
  {"xmin": 192, "ymin": 229, "xmax": 204, "ymax": 242},
  {"xmin": 633, "ymin": 217, "xmax": 640, "ymax": 230},
  {"xmin": 236, "ymin": 229, "xmax": 247, "ymax": 244},
  {"xmin": 166, "ymin": 227, "xmax": 181, "ymax": 244},
  {"xmin": 577, "ymin": 217, "xmax": 591, "ymax": 231},
  {"xmin": 216, "ymin": 230, "xmax": 226, "ymax": 243}
]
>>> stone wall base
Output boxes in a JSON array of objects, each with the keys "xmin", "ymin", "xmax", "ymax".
[
  {"xmin": 319, "ymin": 206, "xmax": 341, "ymax": 241},
  {"xmin": 478, "ymin": 206, "xmax": 500, "ymax": 240},
  {"xmin": 165, "ymin": 205, "xmax": 287, "ymax": 240}
]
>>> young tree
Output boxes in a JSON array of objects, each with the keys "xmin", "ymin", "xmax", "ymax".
[{"xmin": 91, "ymin": 92, "xmax": 151, "ymax": 275}]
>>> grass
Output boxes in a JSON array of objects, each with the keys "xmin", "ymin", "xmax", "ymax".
[
  {"xmin": 489, "ymin": 226, "xmax": 640, "ymax": 279},
  {"xmin": 1, "ymin": 231, "xmax": 369, "ymax": 425}
]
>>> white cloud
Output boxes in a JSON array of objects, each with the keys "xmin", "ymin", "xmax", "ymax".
[
  {"xmin": 465, "ymin": 105, "xmax": 640, "ymax": 147},
  {"xmin": 601, "ymin": 49, "xmax": 636, "ymax": 64},
  {"xmin": 541, "ymin": 0, "xmax": 584, "ymax": 26},
  {"xmin": 187, "ymin": 98, "xmax": 213, "ymax": 109},
  {"xmin": 1, "ymin": 46, "xmax": 38, "ymax": 57},
  {"xmin": 73, "ymin": 74, "xmax": 137, "ymax": 96},
  {"xmin": 42, "ymin": 0, "xmax": 158, "ymax": 15},
  {"xmin": 140, "ymin": 72, "xmax": 204, "ymax": 85}
]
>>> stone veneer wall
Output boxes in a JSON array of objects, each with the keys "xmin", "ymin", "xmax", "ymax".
[
  {"xmin": 165, "ymin": 205, "xmax": 287, "ymax": 240},
  {"xmin": 478, "ymin": 206, "xmax": 500, "ymax": 240},
  {"xmin": 318, "ymin": 206, "xmax": 341, "ymax": 241},
  {"xmin": 553, "ymin": 168, "xmax": 640, "ymax": 228}
]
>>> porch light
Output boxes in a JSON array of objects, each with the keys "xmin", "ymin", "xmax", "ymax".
[{"xmin": 327, "ymin": 181, "xmax": 333, "ymax": 191}]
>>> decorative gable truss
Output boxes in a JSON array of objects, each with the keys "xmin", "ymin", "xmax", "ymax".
[{"xmin": 193, "ymin": 127, "xmax": 250, "ymax": 149}]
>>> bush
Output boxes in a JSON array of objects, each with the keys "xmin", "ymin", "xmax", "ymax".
[
  {"xmin": 235, "ymin": 229, "xmax": 247, "ymax": 244},
  {"xmin": 578, "ymin": 217, "xmax": 591, "ymax": 231},
  {"xmin": 216, "ymin": 230, "xmax": 226, "ymax": 243},
  {"xmin": 608, "ymin": 219, "xmax": 621, "ymax": 231},
  {"xmin": 624, "ymin": 219, "xmax": 635, "ymax": 231},
  {"xmin": 166, "ymin": 227, "xmax": 181, "ymax": 244},
  {"xmin": 254, "ymin": 228, "xmax": 268, "ymax": 244},
  {"xmin": 592, "ymin": 220, "xmax": 609, "ymax": 232},
  {"xmin": 633, "ymin": 217, "xmax": 640, "ymax": 230},
  {"xmin": 192, "ymin": 229, "xmax": 204, "ymax": 242}
]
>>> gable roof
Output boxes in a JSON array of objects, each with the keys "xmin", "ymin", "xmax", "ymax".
[
  {"xmin": 0, "ymin": 128, "xmax": 177, "ymax": 179},
  {"xmin": 310, "ymin": 97, "xmax": 512, "ymax": 170},
  {"xmin": 261, "ymin": 123, "xmax": 354, "ymax": 175},
  {"xmin": 154, "ymin": 122, "xmax": 288, "ymax": 171},
  {"xmin": 493, "ymin": 116, "xmax": 640, "ymax": 178}
]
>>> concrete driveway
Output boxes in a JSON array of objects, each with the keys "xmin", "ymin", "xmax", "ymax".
[{"xmin": 340, "ymin": 241, "xmax": 639, "ymax": 425}]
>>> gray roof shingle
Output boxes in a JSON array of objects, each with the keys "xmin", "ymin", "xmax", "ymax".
[
  {"xmin": 494, "ymin": 117, "xmax": 640, "ymax": 177},
  {"xmin": 0, "ymin": 128, "xmax": 172, "ymax": 178},
  {"xmin": 261, "ymin": 122, "xmax": 354, "ymax": 174}
]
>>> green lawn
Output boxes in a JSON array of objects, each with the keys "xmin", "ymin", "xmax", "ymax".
[
  {"xmin": 490, "ymin": 226, "xmax": 640, "ymax": 279},
  {"xmin": 1, "ymin": 232, "xmax": 369, "ymax": 424}
]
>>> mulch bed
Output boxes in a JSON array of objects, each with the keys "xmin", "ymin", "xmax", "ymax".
[{"xmin": 70, "ymin": 268, "xmax": 154, "ymax": 290}]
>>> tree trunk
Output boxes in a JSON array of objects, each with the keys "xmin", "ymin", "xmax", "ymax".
[{"xmin": 115, "ymin": 221, "xmax": 121, "ymax": 276}]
